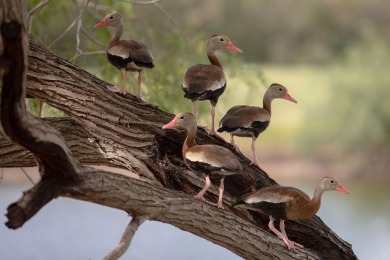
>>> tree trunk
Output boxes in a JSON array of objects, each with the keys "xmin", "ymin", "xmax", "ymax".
[{"xmin": 0, "ymin": 1, "xmax": 356, "ymax": 259}]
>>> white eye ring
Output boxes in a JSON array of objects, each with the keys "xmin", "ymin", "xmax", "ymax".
[{"xmin": 109, "ymin": 16, "xmax": 114, "ymax": 20}]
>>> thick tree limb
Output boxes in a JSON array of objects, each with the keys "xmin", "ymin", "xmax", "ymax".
[
  {"xmin": 0, "ymin": 1, "xmax": 357, "ymax": 259},
  {"xmin": 0, "ymin": 118, "xmax": 110, "ymax": 167},
  {"xmin": 60, "ymin": 169, "xmax": 319, "ymax": 260},
  {"xmin": 0, "ymin": 12, "xmax": 79, "ymax": 182},
  {"xmin": 0, "ymin": 0, "xmax": 83, "ymax": 227}
]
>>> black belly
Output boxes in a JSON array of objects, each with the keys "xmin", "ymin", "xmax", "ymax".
[
  {"xmin": 182, "ymin": 85, "xmax": 226, "ymax": 106},
  {"xmin": 246, "ymin": 201, "xmax": 287, "ymax": 220},
  {"xmin": 217, "ymin": 120, "xmax": 270, "ymax": 138},
  {"xmin": 107, "ymin": 53, "xmax": 154, "ymax": 71},
  {"xmin": 185, "ymin": 160, "xmax": 235, "ymax": 179}
]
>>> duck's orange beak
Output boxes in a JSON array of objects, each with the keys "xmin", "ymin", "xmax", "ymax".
[
  {"xmin": 335, "ymin": 183, "xmax": 350, "ymax": 194},
  {"xmin": 283, "ymin": 92, "xmax": 298, "ymax": 103},
  {"xmin": 162, "ymin": 118, "xmax": 178, "ymax": 129},
  {"xmin": 94, "ymin": 18, "xmax": 108, "ymax": 28},
  {"xmin": 226, "ymin": 41, "xmax": 242, "ymax": 53}
]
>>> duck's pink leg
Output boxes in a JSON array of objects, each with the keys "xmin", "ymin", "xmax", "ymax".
[
  {"xmin": 195, "ymin": 176, "xmax": 226, "ymax": 209},
  {"xmin": 106, "ymin": 68, "xmax": 126, "ymax": 94},
  {"xmin": 194, "ymin": 176, "xmax": 211, "ymax": 202},
  {"xmin": 214, "ymin": 177, "xmax": 225, "ymax": 209},
  {"xmin": 206, "ymin": 105, "xmax": 224, "ymax": 140},
  {"xmin": 230, "ymin": 134, "xmax": 243, "ymax": 153},
  {"xmin": 192, "ymin": 101, "xmax": 197, "ymax": 118},
  {"xmin": 280, "ymin": 220, "xmax": 304, "ymax": 249},
  {"xmin": 249, "ymin": 138, "xmax": 260, "ymax": 167},
  {"xmin": 207, "ymin": 104, "xmax": 217, "ymax": 135},
  {"xmin": 268, "ymin": 216, "xmax": 295, "ymax": 250}
]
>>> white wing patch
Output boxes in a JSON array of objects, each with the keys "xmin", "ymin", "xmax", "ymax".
[
  {"xmin": 185, "ymin": 150, "xmax": 205, "ymax": 162},
  {"xmin": 182, "ymin": 79, "xmax": 226, "ymax": 92},
  {"xmin": 245, "ymin": 192, "xmax": 294, "ymax": 204},
  {"xmin": 108, "ymin": 45, "xmax": 129, "ymax": 59},
  {"xmin": 185, "ymin": 150, "xmax": 223, "ymax": 167},
  {"xmin": 207, "ymin": 79, "xmax": 226, "ymax": 91},
  {"xmin": 182, "ymin": 81, "xmax": 189, "ymax": 90}
]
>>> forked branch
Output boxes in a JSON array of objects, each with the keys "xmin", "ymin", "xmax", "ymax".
[{"xmin": 0, "ymin": 1, "xmax": 356, "ymax": 259}]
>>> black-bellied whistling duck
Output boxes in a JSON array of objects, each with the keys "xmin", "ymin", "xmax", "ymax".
[
  {"xmin": 233, "ymin": 177, "xmax": 349, "ymax": 250},
  {"xmin": 217, "ymin": 83, "xmax": 297, "ymax": 167},
  {"xmin": 182, "ymin": 35, "xmax": 242, "ymax": 135},
  {"xmin": 94, "ymin": 13, "xmax": 154, "ymax": 98},
  {"xmin": 162, "ymin": 112, "xmax": 243, "ymax": 209}
]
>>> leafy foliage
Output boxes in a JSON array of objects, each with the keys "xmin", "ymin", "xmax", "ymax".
[
  {"xmin": 327, "ymin": 33, "xmax": 390, "ymax": 149},
  {"xmin": 27, "ymin": 0, "xmax": 390, "ymax": 154}
]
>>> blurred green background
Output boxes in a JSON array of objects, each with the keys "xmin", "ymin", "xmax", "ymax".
[
  {"xmin": 9, "ymin": 1, "xmax": 388, "ymax": 258},
  {"xmin": 28, "ymin": 0, "xmax": 390, "ymax": 180}
]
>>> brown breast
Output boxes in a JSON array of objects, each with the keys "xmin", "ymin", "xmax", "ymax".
[
  {"xmin": 108, "ymin": 40, "xmax": 154, "ymax": 65},
  {"xmin": 182, "ymin": 64, "xmax": 226, "ymax": 94},
  {"xmin": 184, "ymin": 144, "xmax": 242, "ymax": 171},
  {"xmin": 219, "ymin": 105, "xmax": 270, "ymax": 129}
]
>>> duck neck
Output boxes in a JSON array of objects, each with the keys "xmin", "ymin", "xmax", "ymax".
[
  {"xmin": 182, "ymin": 124, "xmax": 198, "ymax": 156},
  {"xmin": 309, "ymin": 184, "xmax": 325, "ymax": 214},
  {"xmin": 263, "ymin": 94, "xmax": 273, "ymax": 115},
  {"xmin": 207, "ymin": 49, "xmax": 223, "ymax": 69},
  {"xmin": 109, "ymin": 22, "xmax": 123, "ymax": 47}
]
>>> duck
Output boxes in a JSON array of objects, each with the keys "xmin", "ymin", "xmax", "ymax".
[
  {"xmin": 94, "ymin": 13, "xmax": 154, "ymax": 98},
  {"xmin": 232, "ymin": 177, "xmax": 349, "ymax": 250},
  {"xmin": 182, "ymin": 35, "xmax": 242, "ymax": 135},
  {"xmin": 162, "ymin": 112, "xmax": 243, "ymax": 209},
  {"xmin": 217, "ymin": 83, "xmax": 297, "ymax": 167}
]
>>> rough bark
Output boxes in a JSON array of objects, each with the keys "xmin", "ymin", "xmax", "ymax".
[
  {"xmin": 0, "ymin": 1, "xmax": 356, "ymax": 259},
  {"xmin": 0, "ymin": 118, "xmax": 109, "ymax": 167}
]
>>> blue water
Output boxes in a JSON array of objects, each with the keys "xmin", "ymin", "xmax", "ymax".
[{"xmin": 1, "ymin": 179, "xmax": 389, "ymax": 259}]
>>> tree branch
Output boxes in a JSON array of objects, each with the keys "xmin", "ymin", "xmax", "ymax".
[
  {"xmin": 104, "ymin": 215, "xmax": 147, "ymax": 260},
  {"xmin": 1, "ymin": 0, "xmax": 83, "ymax": 227},
  {"xmin": 60, "ymin": 169, "xmax": 320, "ymax": 260},
  {"xmin": 0, "ymin": 1, "xmax": 357, "ymax": 259},
  {"xmin": 2, "ymin": 40, "xmax": 357, "ymax": 259},
  {"xmin": 0, "ymin": 118, "xmax": 110, "ymax": 167},
  {"xmin": 27, "ymin": 0, "xmax": 53, "ymax": 34},
  {"xmin": 48, "ymin": 0, "xmax": 90, "ymax": 49}
]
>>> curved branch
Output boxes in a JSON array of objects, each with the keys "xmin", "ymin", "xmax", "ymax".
[
  {"xmin": 0, "ymin": 118, "xmax": 110, "ymax": 167},
  {"xmin": 104, "ymin": 215, "xmax": 147, "ymax": 260},
  {"xmin": 0, "ymin": 1, "xmax": 80, "ymax": 180},
  {"xmin": 27, "ymin": 0, "xmax": 53, "ymax": 34},
  {"xmin": 6, "ymin": 41, "xmax": 356, "ymax": 259},
  {"xmin": 0, "ymin": 1, "xmax": 356, "ymax": 259},
  {"xmin": 61, "ymin": 169, "xmax": 319, "ymax": 260},
  {"xmin": 119, "ymin": 0, "xmax": 161, "ymax": 5},
  {"xmin": 48, "ymin": 0, "xmax": 90, "ymax": 48},
  {"xmin": 152, "ymin": 2, "xmax": 190, "ymax": 54}
]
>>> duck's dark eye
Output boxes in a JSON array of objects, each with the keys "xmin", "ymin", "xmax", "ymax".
[
  {"xmin": 109, "ymin": 16, "xmax": 114, "ymax": 20},
  {"xmin": 179, "ymin": 116, "xmax": 184, "ymax": 120},
  {"xmin": 219, "ymin": 38, "xmax": 225, "ymax": 42},
  {"xmin": 278, "ymin": 88, "xmax": 283, "ymax": 92},
  {"xmin": 330, "ymin": 179, "xmax": 335, "ymax": 184}
]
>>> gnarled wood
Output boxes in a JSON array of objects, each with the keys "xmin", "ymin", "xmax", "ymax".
[
  {"xmin": 0, "ymin": 1, "xmax": 357, "ymax": 259},
  {"xmin": 0, "ymin": 118, "xmax": 109, "ymax": 167}
]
